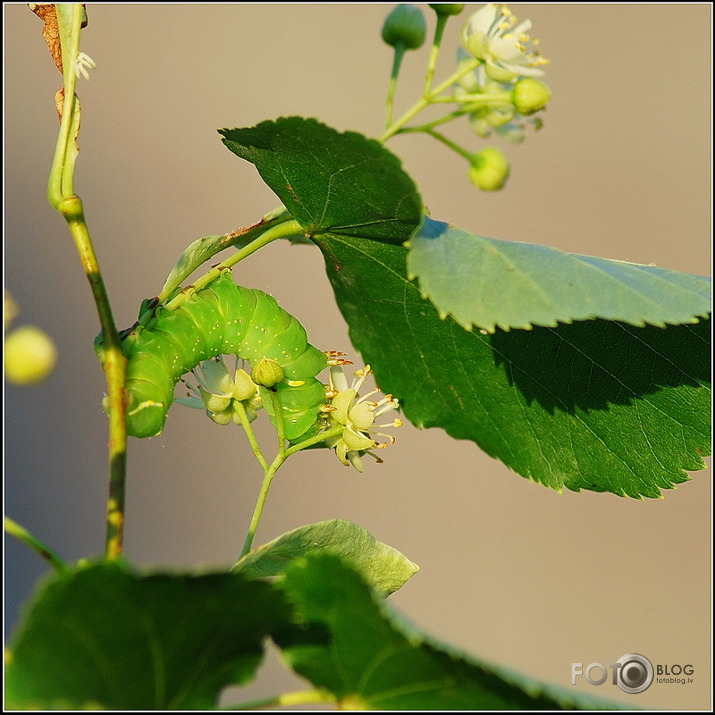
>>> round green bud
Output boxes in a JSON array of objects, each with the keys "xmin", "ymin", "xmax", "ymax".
[
  {"xmin": 428, "ymin": 4, "xmax": 465, "ymax": 17},
  {"xmin": 512, "ymin": 78, "xmax": 552, "ymax": 115},
  {"xmin": 4, "ymin": 325, "xmax": 58, "ymax": 385},
  {"xmin": 468, "ymin": 147, "xmax": 510, "ymax": 191},
  {"xmin": 381, "ymin": 4, "xmax": 427, "ymax": 50},
  {"xmin": 251, "ymin": 358, "xmax": 284, "ymax": 388}
]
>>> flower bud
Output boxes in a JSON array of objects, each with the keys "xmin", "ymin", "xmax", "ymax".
[
  {"xmin": 199, "ymin": 386, "xmax": 232, "ymax": 414},
  {"xmin": 381, "ymin": 4, "xmax": 427, "ymax": 50},
  {"xmin": 251, "ymin": 358, "xmax": 284, "ymax": 388},
  {"xmin": 4, "ymin": 325, "xmax": 57, "ymax": 385},
  {"xmin": 429, "ymin": 4, "xmax": 464, "ymax": 17},
  {"xmin": 232, "ymin": 368, "xmax": 258, "ymax": 401},
  {"xmin": 512, "ymin": 78, "xmax": 552, "ymax": 115},
  {"xmin": 207, "ymin": 409, "xmax": 234, "ymax": 426},
  {"xmin": 468, "ymin": 147, "xmax": 510, "ymax": 191}
]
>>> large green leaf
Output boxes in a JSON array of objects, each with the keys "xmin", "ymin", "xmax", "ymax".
[
  {"xmin": 5, "ymin": 562, "xmax": 290, "ymax": 710},
  {"xmin": 276, "ymin": 553, "xmax": 629, "ymax": 710},
  {"xmin": 219, "ymin": 117, "xmax": 422, "ymax": 244},
  {"xmin": 219, "ymin": 117, "xmax": 710, "ymax": 496},
  {"xmin": 314, "ymin": 235, "xmax": 710, "ymax": 498},
  {"xmin": 232, "ymin": 519, "xmax": 418, "ymax": 597},
  {"xmin": 408, "ymin": 217, "xmax": 711, "ymax": 332}
]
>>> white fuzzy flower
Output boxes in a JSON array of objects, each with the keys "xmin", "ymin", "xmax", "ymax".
[{"xmin": 462, "ymin": 4, "xmax": 547, "ymax": 82}]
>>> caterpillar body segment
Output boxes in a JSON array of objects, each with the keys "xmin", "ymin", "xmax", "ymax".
[{"xmin": 114, "ymin": 272, "xmax": 327, "ymax": 440}]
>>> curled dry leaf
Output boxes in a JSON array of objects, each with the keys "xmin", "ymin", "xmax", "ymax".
[
  {"xmin": 54, "ymin": 88, "xmax": 65, "ymax": 122},
  {"xmin": 30, "ymin": 3, "xmax": 63, "ymax": 74}
]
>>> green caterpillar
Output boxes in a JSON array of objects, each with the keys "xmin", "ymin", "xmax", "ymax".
[{"xmin": 101, "ymin": 271, "xmax": 327, "ymax": 440}]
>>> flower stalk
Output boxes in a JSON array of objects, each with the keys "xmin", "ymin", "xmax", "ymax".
[{"xmin": 379, "ymin": 3, "xmax": 551, "ymax": 188}]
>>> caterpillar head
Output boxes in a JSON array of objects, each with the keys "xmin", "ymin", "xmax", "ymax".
[{"xmin": 93, "ymin": 325, "xmax": 141, "ymax": 365}]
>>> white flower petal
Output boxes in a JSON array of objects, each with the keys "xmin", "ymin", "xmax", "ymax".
[
  {"xmin": 349, "ymin": 401, "xmax": 376, "ymax": 431},
  {"xmin": 465, "ymin": 4, "xmax": 499, "ymax": 37},
  {"xmin": 462, "ymin": 3, "xmax": 546, "ymax": 82},
  {"xmin": 329, "ymin": 365, "xmax": 349, "ymax": 392}
]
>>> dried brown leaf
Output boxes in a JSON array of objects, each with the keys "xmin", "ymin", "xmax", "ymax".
[{"xmin": 30, "ymin": 4, "xmax": 63, "ymax": 74}]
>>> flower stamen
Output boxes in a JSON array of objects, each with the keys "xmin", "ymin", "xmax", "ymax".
[
  {"xmin": 462, "ymin": 3, "xmax": 548, "ymax": 82},
  {"xmin": 323, "ymin": 364, "xmax": 400, "ymax": 472}
]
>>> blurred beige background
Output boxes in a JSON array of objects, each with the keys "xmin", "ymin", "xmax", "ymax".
[{"xmin": 4, "ymin": 4, "xmax": 711, "ymax": 710}]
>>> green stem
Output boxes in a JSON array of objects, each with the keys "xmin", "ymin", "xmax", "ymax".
[
  {"xmin": 285, "ymin": 425, "xmax": 342, "ymax": 459},
  {"xmin": 156, "ymin": 206, "xmax": 294, "ymax": 304},
  {"xmin": 423, "ymin": 14, "xmax": 449, "ymax": 96},
  {"xmin": 438, "ymin": 90, "xmax": 513, "ymax": 105},
  {"xmin": 59, "ymin": 196, "xmax": 128, "ymax": 560},
  {"xmin": 237, "ymin": 425, "xmax": 343, "ymax": 561},
  {"xmin": 400, "ymin": 107, "xmax": 471, "ymax": 133},
  {"xmin": 220, "ymin": 688, "xmax": 335, "ymax": 710},
  {"xmin": 424, "ymin": 128, "xmax": 475, "ymax": 161},
  {"xmin": 48, "ymin": 5, "xmax": 81, "ymax": 207},
  {"xmin": 380, "ymin": 95, "xmax": 430, "ymax": 144},
  {"xmin": 164, "ymin": 219, "xmax": 303, "ymax": 312},
  {"xmin": 268, "ymin": 390, "xmax": 287, "ymax": 455},
  {"xmin": 379, "ymin": 56, "xmax": 481, "ymax": 143},
  {"xmin": 238, "ymin": 452, "xmax": 286, "ymax": 559},
  {"xmin": 385, "ymin": 44, "xmax": 406, "ymax": 129},
  {"xmin": 234, "ymin": 402, "xmax": 268, "ymax": 472},
  {"xmin": 46, "ymin": 5, "xmax": 128, "ymax": 561},
  {"xmin": 5, "ymin": 517, "xmax": 69, "ymax": 573}
]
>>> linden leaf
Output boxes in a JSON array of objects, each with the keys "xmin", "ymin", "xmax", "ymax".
[{"xmin": 408, "ymin": 217, "xmax": 711, "ymax": 332}]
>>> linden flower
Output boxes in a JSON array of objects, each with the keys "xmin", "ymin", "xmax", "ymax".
[
  {"xmin": 462, "ymin": 4, "xmax": 548, "ymax": 82},
  {"xmin": 324, "ymin": 365, "xmax": 402, "ymax": 472},
  {"xmin": 176, "ymin": 356, "xmax": 262, "ymax": 426}
]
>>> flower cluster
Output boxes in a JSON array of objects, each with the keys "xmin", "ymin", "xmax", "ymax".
[
  {"xmin": 176, "ymin": 356, "xmax": 262, "ymax": 426},
  {"xmin": 177, "ymin": 355, "xmax": 403, "ymax": 472},
  {"xmin": 456, "ymin": 57, "xmax": 549, "ymax": 142},
  {"xmin": 323, "ymin": 365, "xmax": 402, "ymax": 472},
  {"xmin": 454, "ymin": 4, "xmax": 551, "ymax": 188},
  {"xmin": 378, "ymin": 3, "xmax": 551, "ymax": 191}
]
